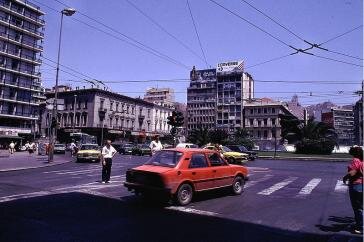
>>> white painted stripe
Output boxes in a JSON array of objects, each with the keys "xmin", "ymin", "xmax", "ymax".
[
  {"xmin": 245, "ymin": 174, "xmax": 274, "ymax": 188},
  {"xmin": 0, "ymin": 191, "xmax": 52, "ymax": 203},
  {"xmin": 334, "ymin": 180, "xmax": 348, "ymax": 193},
  {"xmin": 297, "ymin": 178, "xmax": 321, "ymax": 196},
  {"xmin": 166, "ymin": 206, "xmax": 218, "ymax": 216},
  {"xmin": 258, "ymin": 177, "xmax": 298, "ymax": 195},
  {"xmin": 248, "ymin": 167, "xmax": 270, "ymax": 172}
]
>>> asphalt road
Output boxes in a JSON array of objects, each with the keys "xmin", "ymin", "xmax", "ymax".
[{"xmin": 0, "ymin": 154, "xmax": 361, "ymax": 242}]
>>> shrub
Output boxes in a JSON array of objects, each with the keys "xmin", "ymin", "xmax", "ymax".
[{"xmin": 295, "ymin": 138, "xmax": 335, "ymax": 155}]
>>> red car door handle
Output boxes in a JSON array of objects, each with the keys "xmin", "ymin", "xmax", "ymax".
[
  {"xmin": 192, "ymin": 172, "xmax": 196, "ymax": 175},
  {"xmin": 213, "ymin": 170, "xmax": 217, "ymax": 173}
]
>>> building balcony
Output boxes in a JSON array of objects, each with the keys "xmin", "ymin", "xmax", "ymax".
[
  {"xmin": 0, "ymin": 1, "xmax": 45, "ymax": 26},
  {"xmin": 14, "ymin": 0, "xmax": 45, "ymax": 15},
  {"xmin": 0, "ymin": 65, "xmax": 41, "ymax": 78},
  {"xmin": 0, "ymin": 48, "xmax": 42, "ymax": 65},
  {"xmin": 0, "ymin": 95, "xmax": 39, "ymax": 106},
  {"xmin": 0, "ymin": 31, "xmax": 43, "ymax": 52},
  {"xmin": 0, "ymin": 16, "xmax": 44, "ymax": 39},
  {"xmin": 0, "ymin": 110, "xmax": 38, "ymax": 120},
  {"xmin": 0, "ymin": 81, "xmax": 43, "ymax": 93}
]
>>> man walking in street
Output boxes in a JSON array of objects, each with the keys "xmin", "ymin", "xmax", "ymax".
[
  {"xmin": 150, "ymin": 135, "xmax": 163, "ymax": 155},
  {"xmin": 9, "ymin": 141, "xmax": 15, "ymax": 154},
  {"xmin": 101, "ymin": 140, "xmax": 117, "ymax": 184}
]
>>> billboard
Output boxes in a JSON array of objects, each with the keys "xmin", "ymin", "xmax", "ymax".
[
  {"xmin": 217, "ymin": 60, "xmax": 244, "ymax": 73},
  {"xmin": 190, "ymin": 68, "xmax": 216, "ymax": 81}
]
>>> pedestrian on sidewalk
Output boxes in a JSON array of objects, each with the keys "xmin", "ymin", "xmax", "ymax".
[
  {"xmin": 9, "ymin": 141, "xmax": 15, "ymax": 154},
  {"xmin": 343, "ymin": 146, "xmax": 363, "ymax": 234},
  {"xmin": 150, "ymin": 135, "xmax": 163, "ymax": 155},
  {"xmin": 101, "ymin": 140, "xmax": 117, "ymax": 184}
]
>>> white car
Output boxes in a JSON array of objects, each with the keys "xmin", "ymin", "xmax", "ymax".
[{"xmin": 176, "ymin": 143, "xmax": 199, "ymax": 148}]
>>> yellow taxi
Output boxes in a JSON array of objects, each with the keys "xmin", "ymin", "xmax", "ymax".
[
  {"xmin": 203, "ymin": 145, "xmax": 248, "ymax": 164},
  {"xmin": 76, "ymin": 144, "xmax": 101, "ymax": 163}
]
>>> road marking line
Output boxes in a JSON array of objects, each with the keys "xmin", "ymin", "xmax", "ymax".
[
  {"xmin": 166, "ymin": 206, "xmax": 218, "ymax": 216},
  {"xmin": 248, "ymin": 167, "xmax": 270, "ymax": 172},
  {"xmin": 0, "ymin": 191, "xmax": 52, "ymax": 202},
  {"xmin": 334, "ymin": 180, "xmax": 348, "ymax": 193},
  {"xmin": 297, "ymin": 178, "xmax": 321, "ymax": 196},
  {"xmin": 258, "ymin": 177, "xmax": 298, "ymax": 195},
  {"xmin": 245, "ymin": 174, "xmax": 274, "ymax": 188}
]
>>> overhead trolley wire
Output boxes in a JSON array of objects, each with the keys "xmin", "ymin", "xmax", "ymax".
[
  {"xmin": 124, "ymin": 0, "xmax": 206, "ymax": 64},
  {"xmin": 186, "ymin": 0, "xmax": 209, "ymax": 68}
]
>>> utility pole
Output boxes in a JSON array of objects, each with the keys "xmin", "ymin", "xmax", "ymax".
[
  {"xmin": 47, "ymin": 8, "xmax": 76, "ymax": 163},
  {"xmin": 73, "ymin": 94, "xmax": 77, "ymax": 133}
]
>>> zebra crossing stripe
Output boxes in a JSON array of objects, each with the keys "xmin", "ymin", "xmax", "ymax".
[
  {"xmin": 258, "ymin": 177, "xmax": 298, "ymax": 195},
  {"xmin": 297, "ymin": 178, "xmax": 321, "ymax": 196},
  {"xmin": 334, "ymin": 180, "xmax": 348, "ymax": 193},
  {"xmin": 245, "ymin": 174, "xmax": 274, "ymax": 188}
]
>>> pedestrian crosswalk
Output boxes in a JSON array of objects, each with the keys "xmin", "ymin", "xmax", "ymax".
[
  {"xmin": 246, "ymin": 174, "xmax": 348, "ymax": 197},
  {"xmin": 1, "ymin": 168, "xmax": 350, "ymax": 203}
]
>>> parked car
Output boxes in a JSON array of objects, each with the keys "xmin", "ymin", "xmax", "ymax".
[
  {"xmin": 203, "ymin": 145, "xmax": 248, "ymax": 164},
  {"xmin": 119, "ymin": 143, "xmax": 135, "ymax": 155},
  {"xmin": 226, "ymin": 145, "xmax": 257, "ymax": 161},
  {"xmin": 54, "ymin": 143, "xmax": 66, "ymax": 154},
  {"xmin": 132, "ymin": 144, "xmax": 152, "ymax": 156},
  {"xmin": 76, "ymin": 144, "xmax": 101, "ymax": 163},
  {"xmin": 176, "ymin": 143, "xmax": 199, "ymax": 148},
  {"xmin": 124, "ymin": 148, "xmax": 248, "ymax": 205}
]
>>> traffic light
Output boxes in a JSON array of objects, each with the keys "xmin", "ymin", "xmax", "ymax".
[
  {"xmin": 175, "ymin": 111, "xmax": 184, "ymax": 127},
  {"xmin": 167, "ymin": 111, "xmax": 177, "ymax": 126}
]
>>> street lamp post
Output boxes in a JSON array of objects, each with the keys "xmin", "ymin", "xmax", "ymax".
[
  {"xmin": 48, "ymin": 8, "xmax": 76, "ymax": 163},
  {"xmin": 73, "ymin": 94, "xmax": 77, "ymax": 133}
]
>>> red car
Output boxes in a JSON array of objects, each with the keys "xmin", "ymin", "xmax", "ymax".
[{"xmin": 124, "ymin": 148, "xmax": 249, "ymax": 205}]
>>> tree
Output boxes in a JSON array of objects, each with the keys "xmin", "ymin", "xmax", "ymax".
[
  {"xmin": 187, "ymin": 126, "xmax": 210, "ymax": 147},
  {"xmin": 225, "ymin": 128, "xmax": 254, "ymax": 150},
  {"xmin": 208, "ymin": 129, "xmax": 229, "ymax": 144},
  {"xmin": 280, "ymin": 114, "xmax": 338, "ymax": 154}
]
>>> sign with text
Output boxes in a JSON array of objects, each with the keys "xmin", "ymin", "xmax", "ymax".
[{"xmin": 217, "ymin": 60, "xmax": 244, "ymax": 73}]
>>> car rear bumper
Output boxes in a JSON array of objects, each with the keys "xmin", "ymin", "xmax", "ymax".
[
  {"xmin": 77, "ymin": 157, "xmax": 100, "ymax": 162},
  {"xmin": 124, "ymin": 182, "xmax": 171, "ymax": 196}
]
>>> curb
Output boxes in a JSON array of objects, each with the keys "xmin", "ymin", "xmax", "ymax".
[
  {"xmin": 0, "ymin": 159, "xmax": 73, "ymax": 173},
  {"xmin": 258, "ymin": 156, "xmax": 347, "ymax": 162}
]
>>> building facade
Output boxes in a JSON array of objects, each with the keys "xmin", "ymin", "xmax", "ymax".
[
  {"xmin": 216, "ymin": 62, "xmax": 254, "ymax": 133},
  {"xmin": 244, "ymin": 98, "xmax": 295, "ymax": 150},
  {"xmin": 0, "ymin": 0, "xmax": 44, "ymax": 144},
  {"xmin": 143, "ymin": 87, "xmax": 175, "ymax": 108},
  {"xmin": 353, "ymin": 98, "xmax": 363, "ymax": 145},
  {"xmin": 322, "ymin": 107, "xmax": 355, "ymax": 145},
  {"xmin": 187, "ymin": 67, "xmax": 216, "ymax": 132},
  {"xmin": 42, "ymin": 88, "xmax": 173, "ymax": 144}
]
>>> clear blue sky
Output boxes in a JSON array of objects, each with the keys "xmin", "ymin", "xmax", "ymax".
[{"xmin": 37, "ymin": 0, "xmax": 363, "ymax": 106}]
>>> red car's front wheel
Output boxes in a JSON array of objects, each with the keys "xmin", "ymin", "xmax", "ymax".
[{"xmin": 176, "ymin": 183, "xmax": 193, "ymax": 206}]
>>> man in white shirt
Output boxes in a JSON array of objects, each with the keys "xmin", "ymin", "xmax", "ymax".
[
  {"xmin": 101, "ymin": 140, "xmax": 117, "ymax": 183},
  {"xmin": 150, "ymin": 135, "xmax": 163, "ymax": 155}
]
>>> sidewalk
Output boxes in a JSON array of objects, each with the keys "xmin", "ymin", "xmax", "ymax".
[{"xmin": 0, "ymin": 151, "xmax": 73, "ymax": 172}]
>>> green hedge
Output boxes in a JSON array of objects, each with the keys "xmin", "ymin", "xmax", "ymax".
[{"xmin": 295, "ymin": 139, "xmax": 335, "ymax": 155}]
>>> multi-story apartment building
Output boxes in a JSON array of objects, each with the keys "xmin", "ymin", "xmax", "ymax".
[
  {"xmin": 353, "ymin": 98, "xmax": 363, "ymax": 145},
  {"xmin": 143, "ymin": 87, "xmax": 175, "ymax": 108},
  {"xmin": 42, "ymin": 88, "xmax": 173, "ymax": 144},
  {"xmin": 322, "ymin": 107, "xmax": 355, "ymax": 145},
  {"xmin": 244, "ymin": 98, "xmax": 296, "ymax": 150},
  {"xmin": 216, "ymin": 61, "xmax": 254, "ymax": 133},
  {"xmin": 0, "ymin": 0, "xmax": 44, "ymax": 144},
  {"xmin": 187, "ymin": 67, "xmax": 216, "ymax": 132}
]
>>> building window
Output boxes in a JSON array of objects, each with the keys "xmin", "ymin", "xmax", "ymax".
[
  {"xmin": 84, "ymin": 100, "xmax": 87, "ymax": 109},
  {"xmin": 263, "ymin": 130, "xmax": 268, "ymax": 139},
  {"xmin": 147, "ymin": 109, "xmax": 151, "ymax": 118},
  {"xmin": 100, "ymin": 99, "xmax": 104, "ymax": 109},
  {"xmin": 271, "ymin": 108, "xmax": 276, "ymax": 113},
  {"xmin": 116, "ymin": 102, "xmax": 119, "ymax": 112},
  {"xmin": 264, "ymin": 119, "xmax": 267, "ymax": 126},
  {"xmin": 109, "ymin": 117, "xmax": 113, "ymax": 127},
  {"xmin": 272, "ymin": 118, "xmax": 276, "ymax": 126},
  {"xmin": 110, "ymin": 101, "xmax": 114, "ymax": 111},
  {"xmin": 126, "ymin": 106, "xmax": 130, "ymax": 114}
]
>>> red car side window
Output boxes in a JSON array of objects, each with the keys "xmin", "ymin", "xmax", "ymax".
[
  {"xmin": 208, "ymin": 153, "xmax": 226, "ymax": 166},
  {"xmin": 189, "ymin": 154, "xmax": 208, "ymax": 168}
]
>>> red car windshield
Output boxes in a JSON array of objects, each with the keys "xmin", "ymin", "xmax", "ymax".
[{"xmin": 145, "ymin": 151, "xmax": 183, "ymax": 167}]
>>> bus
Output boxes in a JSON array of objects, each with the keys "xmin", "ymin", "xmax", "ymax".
[{"xmin": 70, "ymin": 133, "xmax": 97, "ymax": 145}]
